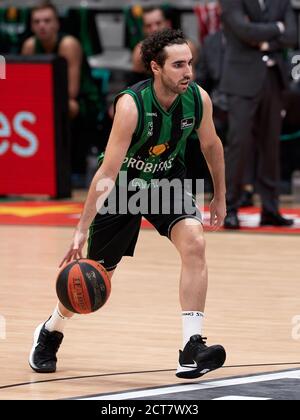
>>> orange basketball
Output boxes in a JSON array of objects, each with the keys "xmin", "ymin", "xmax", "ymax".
[{"xmin": 56, "ymin": 259, "xmax": 111, "ymax": 314}]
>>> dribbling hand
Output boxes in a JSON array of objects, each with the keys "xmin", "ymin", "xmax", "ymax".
[{"xmin": 59, "ymin": 228, "xmax": 88, "ymax": 267}]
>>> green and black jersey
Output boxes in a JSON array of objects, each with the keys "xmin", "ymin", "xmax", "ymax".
[{"xmin": 101, "ymin": 78, "xmax": 203, "ymax": 185}]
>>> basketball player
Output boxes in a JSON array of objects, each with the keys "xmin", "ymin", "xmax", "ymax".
[{"xmin": 29, "ymin": 29, "xmax": 227, "ymax": 379}]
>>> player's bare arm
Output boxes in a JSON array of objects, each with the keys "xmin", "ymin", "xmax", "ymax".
[
  {"xmin": 196, "ymin": 86, "xmax": 226, "ymax": 228},
  {"xmin": 60, "ymin": 94, "xmax": 138, "ymax": 265},
  {"xmin": 21, "ymin": 37, "xmax": 35, "ymax": 55},
  {"xmin": 59, "ymin": 36, "xmax": 83, "ymax": 118},
  {"xmin": 59, "ymin": 36, "xmax": 82, "ymax": 99}
]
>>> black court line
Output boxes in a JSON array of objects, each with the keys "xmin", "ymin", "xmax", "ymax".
[{"xmin": 1, "ymin": 362, "xmax": 300, "ymax": 391}]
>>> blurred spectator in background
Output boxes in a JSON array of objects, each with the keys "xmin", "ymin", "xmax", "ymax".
[
  {"xmin": 220, "ymin": 0, "xmax": 297, "ymax": 229},
  {"xmin": 132, "ymin": 7, "xmax": 198, "ymax": 78},
  {"xmin": 22, "ymin": 1, "xmax": 82, "ymax": 119},
  {"xmin": 194, "ymin": 1, "xmax": 221, "ymax": 45},
  {"xmin": 0, "ymin": 5, "xmax": 31, "ymax": 54},
  {"xmin": 132, "ymin": 7, "xmax": 172, "ymax": 75},
  {"xmin": 22, "ymin": 1, "xmax": 103, "ymax": 186}
]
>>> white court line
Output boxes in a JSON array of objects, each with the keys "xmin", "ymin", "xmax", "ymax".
[
  {"xmin": 78, "ymin": 369, "xmax": 300, "ymax": 400},
  {"xmin": 213, "ymin": 396, "xmax": 270, "ymax": 400}
]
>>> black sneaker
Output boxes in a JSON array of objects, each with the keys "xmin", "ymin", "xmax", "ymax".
[
  {"xmin": 224, "ymin": 211, "xmax": 240, "ymax": 229},
  {"xmin": 29, "ymin": 321, "xmax": 64, "ymax": 373},
  {"xmin": 260, "ymin": 211, "xmax": 294, "ymax": 227},
  {"xmin": 176, "ymin": 335, "xmax": 226, "ymax": 379}
]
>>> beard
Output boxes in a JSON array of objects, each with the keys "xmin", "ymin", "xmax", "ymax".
[{"xmin": 161, "ymin": 73, "xmax": 190, "ymax": 95}]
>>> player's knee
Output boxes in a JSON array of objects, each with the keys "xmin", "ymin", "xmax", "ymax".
[{"xmin": 179, "ymin": 235, "xmax": 206, "ymax": 263}]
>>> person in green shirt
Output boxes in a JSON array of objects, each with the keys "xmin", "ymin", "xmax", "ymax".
[{"xmin": 29, "ymin": 29, "xmax": 226, "ymax": 380}]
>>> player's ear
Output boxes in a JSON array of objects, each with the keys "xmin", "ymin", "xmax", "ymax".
[{"xmin": 151, "ymin": 60, "xmax": 160, "ymax": 75}]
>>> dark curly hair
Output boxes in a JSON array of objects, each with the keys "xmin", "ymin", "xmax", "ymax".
[{"xmin": 141, "ymin": 28, "xmax": 187, "ymax": 72}]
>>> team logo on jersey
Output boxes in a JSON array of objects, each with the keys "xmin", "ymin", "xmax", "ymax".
[
  {"xmin": 181, "ymin": 117, "xmax": 195, "ymax": 129},
  {"xmin": 149, "ymin": 142, "xmax": 170, "ymax": 157}
]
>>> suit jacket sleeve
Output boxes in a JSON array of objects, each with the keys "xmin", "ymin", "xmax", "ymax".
[
  {"xmin": 220, "ymin": 0, "xmax": 281, "ymax": 44},
  {"xmin": 268, "ymin": 1, "xmax": 298, "ymax": 51}
]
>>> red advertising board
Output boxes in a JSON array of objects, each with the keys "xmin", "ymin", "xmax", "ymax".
[{"xmin": 0, "ymin": 61, "xmax": 64, "ymax": 196}]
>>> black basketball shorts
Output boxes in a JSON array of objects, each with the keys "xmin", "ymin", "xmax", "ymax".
[{"xmin": 87, "ymin": 183, "xmax": 202, "ymax": 271}]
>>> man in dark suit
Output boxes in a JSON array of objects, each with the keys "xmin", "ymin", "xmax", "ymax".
[
  {"xmin": 220, "ymin": 0, "xmax": 297, "ymax": 228},
  {"xmin": 197, "ymin": 28, "xmax": 230, "ymax": 149}
]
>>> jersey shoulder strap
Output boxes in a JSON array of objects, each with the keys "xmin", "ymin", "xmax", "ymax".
[
  {"xmin": 190, "ymin": 82, "xmax": 203, "ymax": 129},
  {"xmin": 114, "ymin": 78, "xmax": 151, "ymax": 139}
]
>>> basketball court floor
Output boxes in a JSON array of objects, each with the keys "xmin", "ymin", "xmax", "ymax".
[{"xmin": 0, "ymin": 199, "xmax": 300, "ymax": 400}]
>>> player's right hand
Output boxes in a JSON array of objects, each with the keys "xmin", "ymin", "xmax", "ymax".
[{"xmin": 59, "ymin": 228, "xmax": 88, "ymax": 267}]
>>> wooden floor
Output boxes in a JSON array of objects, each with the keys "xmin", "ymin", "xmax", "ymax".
[{"xmin": 0, "ymin": 225, "xmax": 300, "ymax": 400}]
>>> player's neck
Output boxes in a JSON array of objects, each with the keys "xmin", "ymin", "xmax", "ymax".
[
  {"xmin": 40, "ymin": 34, "xmax": 58, "ymax": 53},
  {"xmin": 153, "ymin": 79, "xmax": 178, "ymax": 112}
]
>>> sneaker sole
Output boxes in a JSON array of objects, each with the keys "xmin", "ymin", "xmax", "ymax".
[
  {"xmin": 176, "ymin": 347, "xmax": 226, "ymax": 379},
  {"xmin": 29, "ymin": 323, "xmax": 56, "ymax": 373}
]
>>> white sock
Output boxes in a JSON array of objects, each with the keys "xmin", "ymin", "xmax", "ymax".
[
  {"xmin": 182, "ymin": 311, "xmax": 204, "ymax": 348},
  {"xmin": 45, "ymin": 304, "xmax": 71, "ymax": 333}
]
